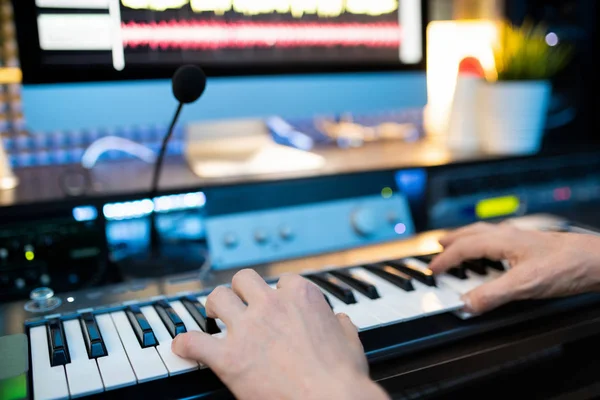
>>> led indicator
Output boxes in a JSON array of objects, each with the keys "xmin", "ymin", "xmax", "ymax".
[
  {"xmin": 475, "ymin": 196, "xmax": 520, "ymax": 219},
  {"xmin": 381, "ymin": 187, "xmax": 393, "ymax": 199},
  {"xmin": 553, "ymin": 187, "xmax": 572, "ymax": 202},
  {"xmin": 25, "ymin": 251, "xmax": 35, "ymax": 261}
]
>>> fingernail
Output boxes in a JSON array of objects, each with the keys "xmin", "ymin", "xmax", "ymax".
[{"xmin": 461, "ymin": 295, "xmax": 475, "ymax": 314}]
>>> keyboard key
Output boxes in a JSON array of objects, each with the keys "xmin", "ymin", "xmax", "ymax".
[
  {"xmin": 126, "ymin": 305, "xmax": 158, "ymax": 348},
  {"xmin": 307, "ymin": 280, "xmax": 379, "ymax": 330},
  {"xmin": 110, "ymin": 311, "xmax": 168, "ymax": 383},
  {"xmin": 95, "ymin": 314, "xmax": 137, "ymax": 390},
  {"xmin": 197, "ymin": 296, "xmax": 228, "ymax": 340},
  {"xmin": 140, "ymin": 305, "xmax": 198, "ymax": 375},
  {"xmin": 154, "ymin": 300, "xmax": 187, "ymax": 338},
  {"xmin": 30, "ymin": 325, "xmax": 70, "ymax": 400},
  {"xmin": 481, "ymin": 259, "xmax": 506, "ymax": 272},
  {"xmin": 330, "ymin": 269, "xmax": 380, "ymax": 299},
  {"xmin": 47, "ymin": 320, "xmax": 70, "ymax": 366},
  {"xmin": 462, "ymin": 260, "xmax": 488, "ymax": 276},
  {"xmin": 181, "ymin": 296, "xmax": 221, "ymax": 335},
  {"xmin": 388, "ymin": 258, "xmax": 437, "ymax": 287},
  {"xmin": 307, "ymin": 273, "xmax": 357, "ymax": 305},
  {"xmin": 447, "ymin": 266, "xmax": 468, "ymax": 280},
  {"xmin": 63, "ymin": 319, "xmax": 105, "ymax": 397},
  {"xmin": 80, "ymin": 313, "xmax": 107, "ymax": 358},
  {"xmin": 363, "ymin": 264, "xmax": 414, "ymax": 292}
]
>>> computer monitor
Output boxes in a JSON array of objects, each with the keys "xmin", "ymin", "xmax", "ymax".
[{"xmin": 12, "ymin": 0, "xmax": 426, "ymax": 83}]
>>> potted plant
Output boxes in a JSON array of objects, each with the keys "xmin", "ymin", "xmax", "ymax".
[{"xmin": 476, "ymin": 20, "xmax": 573, "ymax": 154}]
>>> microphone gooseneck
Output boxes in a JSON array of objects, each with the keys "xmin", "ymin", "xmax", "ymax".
[{"xmin": 149, "ymin": 64, "xmax": 207, "ymax": 256}]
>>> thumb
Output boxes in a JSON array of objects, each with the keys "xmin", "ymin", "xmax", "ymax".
[
  {"xmin": 172, "ymin": 330, "xmax": 224, "ymax": 367},
  {"xmin": 336, "ymin": 313, "xmax": 362, "ymax": 349},
  {"xmin": 462, "ymin": 272, "xmax": 520, "ymax": 314}
]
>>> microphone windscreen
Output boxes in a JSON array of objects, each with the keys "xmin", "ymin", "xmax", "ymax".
[{"xmin": 172, "ymin": 65, "xmax": 207, "ymax": 104}]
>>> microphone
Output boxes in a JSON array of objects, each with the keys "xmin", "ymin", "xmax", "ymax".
[
  {"xmin": 123, "ymin": 65, "xmax": 207, "ymax": 277},
  {"xmin": 148, "ymin": 65, "xmax": 207, "ymax": 257}
]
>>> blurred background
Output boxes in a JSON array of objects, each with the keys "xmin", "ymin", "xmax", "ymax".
[{"xmin": 0, "ymin": 0, "xmax": 598, "ymax": 302}]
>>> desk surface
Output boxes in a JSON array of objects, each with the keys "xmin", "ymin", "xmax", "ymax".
[{"xmin": 0, "ymin": 137, "xmax": 577, "ymax": 209}]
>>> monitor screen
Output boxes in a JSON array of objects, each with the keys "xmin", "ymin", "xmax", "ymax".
[{"xmin": 13, "ymin": 0, "xmax": 425, "ymax": 83}]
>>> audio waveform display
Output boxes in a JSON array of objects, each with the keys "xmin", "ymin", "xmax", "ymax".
[
  {"xmin": 121, "ymin": 0, "xmax": 398, "ymax": 17},
  {"xmin": 121, "ymin": 21, "xmax": 402, "ymax": 49}
]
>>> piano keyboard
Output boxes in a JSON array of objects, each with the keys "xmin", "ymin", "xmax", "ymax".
[{"xmin": 27, "ymin": 255, "xmax": 507, "ymax": 400}]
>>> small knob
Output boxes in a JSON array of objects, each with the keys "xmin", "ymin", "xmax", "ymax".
[
  {"xmin": 24, "ymin": 287, "xmax": 62, "ymax": 313},
  {"xmin": 254, "ymin": 229, "xmax": 269, "ymax": 244},
  {"xmin": 279, "ymin": 225, "xmax": 294, "ymax": 241},
  {"xmin": 351, "ymin": 207, "xmax": 380, "ymax": 237},
  {"xmin": 30, "ymin": 287, "xmax": 54, "ymax": 303},
  {"xmin": 223, "ymin": 233, "xmax": 238, "ymax": 249}
]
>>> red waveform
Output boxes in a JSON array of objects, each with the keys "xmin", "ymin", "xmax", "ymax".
[{"xmin": 121, "ymin": 20, "xmax": 402, "ymax": 49}]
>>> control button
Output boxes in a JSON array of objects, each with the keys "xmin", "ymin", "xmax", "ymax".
[
  {"xmin": 15, "ymin": 278, "xmax": 26, "ymax": 289},
  {"xmin": 254, "ymin": 229, "xmax": 269, "ymax": 244},
  {"xmin": 350, "ymin": 207, "xmax": 380, "ymax": 237},
  {"xmin": 279, "ymin": 225, "xmax": 294, "ymax": 241},
  {"xmin": 0, "ymin": 248, "xmax": 7, "ymax": 259},
  {"xmin": 223, "ymin": 232, "xmax": 238, "ymax": 249},
  {"xmin": 24, "ymin": 287, "xmax": 63, "ymax": 312}
]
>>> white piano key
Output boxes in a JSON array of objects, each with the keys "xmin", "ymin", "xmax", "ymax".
[
  {"xmin": 438, "ymin": 269, "xmax": 504, "ymax": 295},
  {"xmin": 110, "ymin": 311, "xmax": 169, "ymax": 383},
  {"xmin": 29, "ymin": 325, "xmax": 70, "ymax": 400},
  {"xmin": 351, "ymin": 268, "xmax": 424, "ymax": 319},
  {"xmin": 169, "ymin": 300, "xmax": 203, "ymax": 332},
  {"xmin": 140, "ymin": 306, "xmax": 199, "ymax": 375},
  {"xmin": 351, "ymin": 289, "xmax": 405, "ymax": 324},
  {"xmin": 63, "ymin": 319, "xmax": 105, "ymax": 398},
  {"xmin": 310, "ymin": 284, "xmax": 380, "ymax": 330},
  {"xmin": 95, "ymin": 314, "xmax": 137, "ymax": 390},
  {"xmin": 409, "ymin": 280, "xmax": 464, "ymax": 315}
]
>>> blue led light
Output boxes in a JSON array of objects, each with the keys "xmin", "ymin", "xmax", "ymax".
[
  {"xmin": 72, "ymin": 206, "xmax": 98, "ymax": 222},
  {"xmin": 103, "ymin": 192, "xmax": 206, "ymax": 220}
]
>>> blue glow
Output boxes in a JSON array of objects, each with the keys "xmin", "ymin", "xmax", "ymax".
[
  {"xmin": 72, "ymin": 206, "xmax": 98, "ymax": 222},
  {"xmin": 103, "ymin": 191, "xmax": 206, "ymax": 220}
]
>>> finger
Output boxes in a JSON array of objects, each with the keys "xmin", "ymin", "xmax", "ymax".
[
  {"xmin": 231, "ymin": 269, "xmax": 272, "ymax": 304},
  {"xmin": 171, "ymin": 330, "xmax": 224, "ymax": 367},
  {"xmin": 462, "ymin": 270, "xmax": 523, "ymax": 314},
  {"xmin": 277, "ymin": 274, "xmax": 331, "ymax": 310},
  {"xmin": 336, "ymin": 313, "xmax": 361, "ymax": 347},
  {"xmin": 429, "ymin": 233, "xmax": 510, "ymax": 274},
  {"xmin": 205, "ymin": 286, "xmax": 246, "ymax": 327},
  {"xmin": 438, "ymin": 222, "xmax": 497, "ymax": 247},
  {"xmin": 276, "ymin": 274, "xmax": 309, "ymax": 290}
]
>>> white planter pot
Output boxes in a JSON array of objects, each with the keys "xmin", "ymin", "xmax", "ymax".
[{"xmin": 477, "ymin": 80, "xmax": 551, "ymax": 155}]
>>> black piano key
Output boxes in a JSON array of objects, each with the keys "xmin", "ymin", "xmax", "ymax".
[
  {"xmin": 463, "ymin": 260, "xmax": 488, "ymax": 276},
  {"xmin": 307, "ymin": 273, "xmax": 357, "ymax": 305},
  {"xmin": 447, "ymin": 266, "xmax": 468, "ymax": 280},
  {"xmin": 323, "ymin": 293, "xmax": 333, "ymax": 310},
  {"xmin": 481, "ymin": 258, "xmax": 506, "ymax": 272},
  {"xmin": 47, "ymin": 320, "xmax": 70, "ymax": 366},
  {"xmin": 182, "ymin": 296, "xmax": 221, "ymax": 335},
  {"xmin": 126, "ymin": 305, "xmax": 158, "ymax": 348},
  {"xmin": 155, "ymin": 300, "xmax": 187, "ymax": 338},
  {"xmin": 363, "ymin": 264, "xmax": 414, "ymax": 292},
  {"xmin": 80, "ymin": 313, "xmax": 107, "ymax": 359},
  {"xmin": 330, "ymin": 270, "xmax": 380, "ymax": 300},
  {"xmin": 414, "ymin": 253, "xmax": 438, "ymax": 263},
  {"xmin": 388, "ymin": 259, "xmax": 437, "ymax": 287}
]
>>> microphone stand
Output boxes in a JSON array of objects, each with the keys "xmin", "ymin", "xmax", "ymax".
[{"xmin": 148, "ymin": 103, "xmax": 183, "ymax": 258}]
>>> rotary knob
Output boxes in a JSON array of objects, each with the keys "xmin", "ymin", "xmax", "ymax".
[
  {"xmin": 350, "ymin": 207, "xmax": 380, "ymax": 237},
  {"xmin": 24, "ymin": 287, "xmax": 62, "ymax": 313}
]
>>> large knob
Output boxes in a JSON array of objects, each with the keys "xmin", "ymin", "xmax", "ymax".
[
  {"xmin": 350, "ymin": 207, "xmax": 380, "ymax": 237},
  {"xmin": 24, "ymin": 287, "xmax": 62, "ymax": 313}
]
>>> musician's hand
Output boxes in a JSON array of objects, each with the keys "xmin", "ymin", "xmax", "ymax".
[
  {"xmin": 171, "ymin": 269, "xmax": 389, "ymax": 400},
  {"xmin": 429, "ymin": 222, "xmax": 600, "ymax": 314}
]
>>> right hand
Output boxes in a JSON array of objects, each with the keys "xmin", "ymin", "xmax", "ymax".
[
  {"xmin": 171, "ymin": 269, "xmax": 389, "ymax": 400},
  {"xmin": 428, "ymin": 222, "xmax": 600, "ymax": 314}
]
